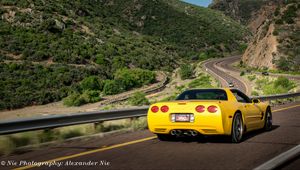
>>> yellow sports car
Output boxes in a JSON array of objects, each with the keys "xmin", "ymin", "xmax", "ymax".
[{"xmin": 147, "ymin": 88, "xmax": 272, "ymax": 143}]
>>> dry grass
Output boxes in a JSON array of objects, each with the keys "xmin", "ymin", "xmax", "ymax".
[{"xmin": 0, "ymin": 117, "xmax": 148, "ymax": 156}]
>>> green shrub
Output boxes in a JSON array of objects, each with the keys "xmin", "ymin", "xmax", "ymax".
[
  {"xmin": 160, "ymin": 94, "xmax": 178, "ymax": 102},
  {"xmin": 80, "ymin": 76, "xmax": 104, "ymax": 91},
  {"xmin": 282, "ymin": 5, "xmax": 297, "ymax": 24},
  {"xmin": 179, "ymin": 64, "xmax": 194, "ymax": 80},
  {"xmin": 274, "ymin": 7, "xmax": 280, "ymax": 16},
  {"xmin": 128, "ymin": 92, "xmax": 149, "ymax": 106},
  {"xmin": 240, "ymin": 71, "xmax": 245, "ymax": 76},
  {"xmin": 63, "ymin": 93, "xmax": 85, "ymax": 106},
  {"xmin": 247, "ymin": 75, "xmax": 256, "ymax": 81},
  {"xmin": 239, "ymin": 43, "xmax": 248, "ymax": 53},
  {"xmin": 63, "ymin": 90, "xmax": 101, "ymax": 106},
  {"xmin": 188, "ymin": 76, "xmax": 212, "ymax": 88},
  {"xmin": 273, "ymin": 30, "xmax": 279, "ymax": 36},
  {"xmin": 256, "ymin": 76, "xmax": 296, "ymax": 95},
  {"xmin": 130, "ymin": 117, "xmax": 148, "ymax": 130},
  {"xmin": 61, "ymin": 129, "xmax": 83, "ymax": 139},
  {"xmin": 276, "ymin": 58, "xmax": 290, "ymax": 71},
  {"xmin": 274, "ymin": 76, "xmax": 295, "ymax": 90},
  {"xmin": 114, "ymin": 68, "xmax": 156, "ymax": 90},
  {"xmin": 251, "ymin": 91, "xmax": 259, "ymax": 96},
  {"xmin": 103, "ymin": 80, "xmax": 124, "ymax": 95},
  {"xmin": 38, "ymin": 130, "xmax": 60, "ymax": 143},
  {"xmin": 80, "ymin": 90, "xmax": 101, "ymax": 103},
  {"xmin": 275, "ymin": 19, "xmax": 283, "ymax": 25},
  {"xmin": 198, "ymin": 52, "xmax": 209, "ymax": 61}
]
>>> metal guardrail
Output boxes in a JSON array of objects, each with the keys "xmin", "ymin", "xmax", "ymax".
[
  {"xmin": 0, "ymin": 92, "xmax": 299, "ymax": 135},
  {"xmin": 0, "ymin": 107, "xmax": 148, "ymax": 135},
  {"xmin": 252, "ymin": 92, "xmax": 300, "ymax": 101}
]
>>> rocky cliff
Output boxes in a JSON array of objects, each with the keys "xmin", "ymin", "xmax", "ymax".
[
  {"xmin": 211, "ymin": 0, "xmax": 300, "ymax": 72},
  {"xmin": 242, "ymin": 1, "xmax": 299, "ymax": 71}
]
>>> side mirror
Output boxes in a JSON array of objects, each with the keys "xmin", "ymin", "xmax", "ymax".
[{"xmin": 252, "ymin": 99, "xmax": 260, "ymax": 104}]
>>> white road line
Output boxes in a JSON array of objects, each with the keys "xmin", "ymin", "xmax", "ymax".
[{"xmin": 253, "ymin": 144, "xmax": 300, "ymax": 170}]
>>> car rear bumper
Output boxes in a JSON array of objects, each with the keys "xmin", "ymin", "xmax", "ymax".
[
  {"xmin": 147, "ymin": 113, "xmax": 229, "ymax": 135},
  {"xmin": 150, "ymin": 125, "xmax": 224, "ymax": 135}
]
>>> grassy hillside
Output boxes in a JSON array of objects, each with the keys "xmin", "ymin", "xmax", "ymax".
[{"xmin": 0, "ymin": 0, "xmax": 248, "ymax": 110}]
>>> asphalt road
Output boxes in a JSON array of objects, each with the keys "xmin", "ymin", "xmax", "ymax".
[
  {"xmin": 1, "ymin": 102, "xmax": 299, "ymax": 170},
  {"xmin": 203, "ymin": 57, "xmax": 248, "ymax": 94}
]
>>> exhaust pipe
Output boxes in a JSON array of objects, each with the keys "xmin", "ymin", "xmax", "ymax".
[
  {"xmin": 191, "ymin": 130, "xmax": 198, "ymax": 136},
  {"xmin": 176, "ymin": 130, "xmax": 182, "ymax": 136},
  {"xmin": 170, "ymin": 130, "xmax": 176, "ymax": 136}
]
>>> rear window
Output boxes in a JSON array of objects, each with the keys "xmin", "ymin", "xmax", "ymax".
[{"xmin": 176, "ymin": 89, "xmax": 228, "ymax": 101}]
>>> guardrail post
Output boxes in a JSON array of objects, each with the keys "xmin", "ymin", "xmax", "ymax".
[{"xmin": 94, "ymin": 121, "xmax": 104, "ymax": 132}]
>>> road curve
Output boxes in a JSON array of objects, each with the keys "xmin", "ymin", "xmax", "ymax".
[
  {"xmin": 1, "ymin": 102, "xmax": 299, "ymax": 170},
  {"xmin": 218, "ymin": 56, "xmax": 300, "ymax": 81},
  {"xmin": 203, "ymin": 57, "xmax": 249, "ymax": 94}
]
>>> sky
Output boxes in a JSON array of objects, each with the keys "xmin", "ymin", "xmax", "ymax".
[{"xmin": 182, "ymin": 0, "xmax": 212, "ymax": 7}]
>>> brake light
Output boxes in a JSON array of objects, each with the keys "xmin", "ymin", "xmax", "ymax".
[
  {"xmin": 151, "ymin": 106, "xmax": 159, "ymax": 113},
  {"xmin": 195, "ymin": 105, "xmax": 205, "ymax": 113},
  {"xmin": 160, "ymin": 105, "xmax": 169, "ymax": 112},
  {"xmin": 207, "ymin": 105, "xmax": 218, "ymax": 113}
]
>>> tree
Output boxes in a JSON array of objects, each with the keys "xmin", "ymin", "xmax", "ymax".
[{"xmin": 179, "ymin": 64, "xmax": 194, "ymax": 80}]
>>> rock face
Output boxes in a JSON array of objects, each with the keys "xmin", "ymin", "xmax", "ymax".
[
  {"xmin": 242, "ymin": 23, "xmax": 278, "ymax": 69},
  {"xmin": 211, "ymin": 0, "xmax": 300, "ymax": 71},
  {"xmin": 242, "ymin": 1, "xmax": 300, "ymax": 71},
  {"xmin": 241, "ymin": 1, "xmax": 279, "ymax": 69}
]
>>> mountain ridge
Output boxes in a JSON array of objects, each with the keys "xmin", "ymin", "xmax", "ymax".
[{"xmin": 0, "ymin": 0, "xmax": 248, "ymax": 110}]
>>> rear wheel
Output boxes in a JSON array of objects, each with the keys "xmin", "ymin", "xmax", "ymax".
[
  {"xmin": 264, "ymin": 109, "xmax": 272, "ymax": 131},
  {"xmin": 157, "ymin": 134, "xmax": 174, "ymax": 141},
  {"xmin": 231, "ymin": 112, "xmax": 244, "ymax": 143}
]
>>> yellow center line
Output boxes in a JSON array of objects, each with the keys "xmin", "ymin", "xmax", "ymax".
[
  {"xmin": 14, "ymin": 104, "xmax": 300, "ymax": 170},
  {"xmin": 13, "ymin": 136, "xmax": 156, "ymax": 170},
  {"xmin": 273, "ymin": 104, "xmax": 300, "ymax": 112}
]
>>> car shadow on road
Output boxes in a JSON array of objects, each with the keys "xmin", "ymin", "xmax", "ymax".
[{"xmin": 169, "ymin": 125, "xmax": 280, "ymax": 144}]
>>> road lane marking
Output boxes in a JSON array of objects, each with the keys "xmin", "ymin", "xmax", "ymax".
[
  {"xmin": 14, "ymin": 104, "xmax": 300, "ymax": 170},
  {"xmin": 273, "ymin": 104, "xmax": 300, "ymax": 112},
  {"xmin": 13, "ymin": 136, "xmax": 156, "ymax": 170},
  {"xmin": 253, "ymin": 144, "xmax": 300, "ymax": 170}
]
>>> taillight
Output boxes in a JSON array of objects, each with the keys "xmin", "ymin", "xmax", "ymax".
[
  {"xmin": 151, "ymin": 106, "xmax": 159, "ymax": 113},
  {"xmin": 195, "ymin": 105, "xmax": 205, "ymax": 113},
  {"xmin": 207, "ymin": 105, "xmax": 218, "ymax": 113},
  {"xmin": 160, "ymin": 105, "xmax": 169, "ymax": 112}
]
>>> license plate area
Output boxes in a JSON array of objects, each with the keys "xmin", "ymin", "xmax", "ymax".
[{"xmin": 172, "ymin": 113, "xmax": 194, "ymax": 122}]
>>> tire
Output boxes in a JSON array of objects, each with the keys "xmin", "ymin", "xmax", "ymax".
[
  {"xmin": 264, "ymin": 108, "xmax": 272, "ymax": 131},
  {"xmin": 157, "ymin": 134, "xmax": 174, "ymax": 141},
  {"xmin": 231, "ymin": 112, "xmax": 244, "ymax": 143}
]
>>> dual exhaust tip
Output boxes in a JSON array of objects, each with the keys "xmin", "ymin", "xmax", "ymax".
[{"xmin": 170, "ymin": 130, "xmax": 198, "ymax": 137}]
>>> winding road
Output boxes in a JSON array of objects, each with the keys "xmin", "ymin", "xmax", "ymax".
[{"xmin": 203, "ymin": 56, "xmax": 249, "ymax": 94}]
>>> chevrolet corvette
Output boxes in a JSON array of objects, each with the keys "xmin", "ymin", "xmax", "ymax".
[{"xmin": 147, "ymin": 88, "xmax": 272, "ymax": 143}]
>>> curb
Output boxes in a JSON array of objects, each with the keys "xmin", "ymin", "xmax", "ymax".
[{"xmin": 253, "ymin": 144, "xmax": 300, "ymax": 170}]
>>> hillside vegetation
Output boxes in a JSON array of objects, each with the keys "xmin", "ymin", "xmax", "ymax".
[
  {"xmin": 0, "ymin": 0, "xmax": 248, "ymax": 110},
  {"xmin": 210, "ymin": 0, "xmax": 268, "ymax": 25}
]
